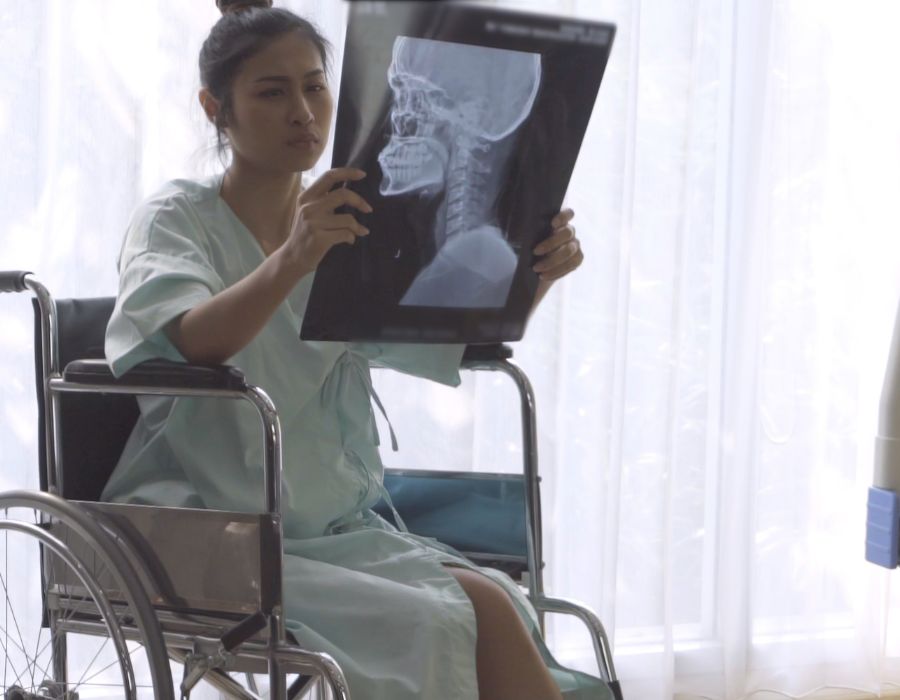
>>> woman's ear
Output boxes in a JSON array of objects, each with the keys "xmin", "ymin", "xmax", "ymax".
[{"xmin": 199, "ymin": 88, "xmax": 223, "ymax": 125}]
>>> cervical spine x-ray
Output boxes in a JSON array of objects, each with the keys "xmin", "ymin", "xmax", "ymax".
[
  {"xmin": 301, "ymin": 1, "xmax": 615, "ymax": 344},
  {"xmin": 378, "ymin": 37, "xmax": 541, "ymax": 308}
]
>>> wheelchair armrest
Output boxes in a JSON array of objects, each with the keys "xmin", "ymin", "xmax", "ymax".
[
  {"xmin": 532, "ymin": 594, "xmax": 619, "ymax": 691},
  {"xmin": 63, "ymin": 358, "xmax": 249, "ymax": 392},
  {"xmin": 59, "ymin": 359, "xmax": 283, "ymax": 522},
  {"xmin": 0, "ymin": 270, "xmax": 32, "ymax": 293},
  {"xmin": 461, "ymin": 343, "xmax": 513, "ymax": 363}
]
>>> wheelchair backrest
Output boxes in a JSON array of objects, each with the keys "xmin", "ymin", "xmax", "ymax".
[{"xmin": 33, "ymin": 297, "xmax": 139, "ymax": 500}]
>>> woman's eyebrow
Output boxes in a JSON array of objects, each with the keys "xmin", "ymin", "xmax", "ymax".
[{"xmin": 254, "ymin": 69, "xmax": 325, "ymax": 83}]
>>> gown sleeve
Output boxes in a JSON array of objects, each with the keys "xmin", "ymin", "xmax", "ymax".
[
  {"xmin": 350, "ymin": 341, "xmax": 466, "ymax": 387},
  {"xmin": 105, "ymin": 194, "xmax": 226, "ymax": 376}
]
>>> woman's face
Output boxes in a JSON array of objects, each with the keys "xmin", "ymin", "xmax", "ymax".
[{"xmin": 219, "ymin": 32, "xmax": 333, "ymax": 174}]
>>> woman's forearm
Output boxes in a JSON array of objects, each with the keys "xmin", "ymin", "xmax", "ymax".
[{"xmin": 165, "ymin": 248, "xmax": 310, "ymax": 365}]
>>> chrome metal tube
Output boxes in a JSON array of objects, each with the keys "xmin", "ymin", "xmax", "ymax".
[
  {"xmin": 534, "ymin": 595, "xmax": 618, "ymax": 685},
  {"xmin": 464, "ymin": 358, "xmax": 544, "ymax": 601},
  {"xmin": 25, "ymin": 276, "xmax": 62, "ymax": 494},
  {"xmin": 244, "ymin": 385, "xmax": 283, "ymax": 520},
  {"xmin": 496, "ymin": 359, "xmax": 543, "ymax": 601},
  {"xmin": 268, "ymin": 618, "xmax": 285, "ymax": 700},
  {"xmin": 49, "ymin": 609, "xmax": 68, "ymax": 691}
]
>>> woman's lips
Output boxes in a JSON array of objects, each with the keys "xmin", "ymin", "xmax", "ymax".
[{"xmin": 287, "ymin": 135, "xmax": 318, "ymax": 147}]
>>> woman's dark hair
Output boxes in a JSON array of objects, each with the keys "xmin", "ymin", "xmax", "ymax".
[{"xmin": 200, "ymin": 0, "xmax": 332, "ymax": 155}]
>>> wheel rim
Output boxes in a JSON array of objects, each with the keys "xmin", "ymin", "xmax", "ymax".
[{"xmin": 0, "ymin": 506, "xmax": 158, "ymax": 699}]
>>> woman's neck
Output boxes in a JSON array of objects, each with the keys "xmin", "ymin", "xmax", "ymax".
[{"xmin": 220, "ymin": 161, "xmax": 303, "ymax": 256}]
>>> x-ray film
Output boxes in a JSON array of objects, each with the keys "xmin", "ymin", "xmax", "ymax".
[{"xmin": 300, "ymin": 1, "xmax": 615, "ymax": 343}]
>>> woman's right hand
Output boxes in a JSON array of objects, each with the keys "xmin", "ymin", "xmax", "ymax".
[{"xmin": 282, "ymin": 167, "xmax": 372, "ymax": 273}]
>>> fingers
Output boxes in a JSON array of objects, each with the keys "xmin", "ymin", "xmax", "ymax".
[
  {"xmin": 532, "ymin": 222, "xmax": 575, "ymax": 256},
  {"xmin": 326, "ymin": 229, "xmax": 360, "ymax": 246},
  {"xmin": 551, "ymin": 208, "xmax": 575, "ymax": 229},
  {"xmin": 322, "ymin": 213, "xmax": 369, "ymax": 238},
  {"xmin": 534, "ymin": 241, "xmax": 584, "ymax": 281},
  {"xmin": 533, "ymin": 237, "xmax": 581, "ymax": 272},
  {"xmin": 300, "ymin": 179, "xmax": 372, "ymax": 218},
  {"xmin": 313, "ymin": 186, "xmax": 373, "ymax": 214},
  {"xmin": 301, "ymin": 167, "xmax": 367, "ymax": 201},
  {"xmin": 532, "ymin": 208, "xmax": 582, "ymax": 281},
  {"xmin": 294, "ymin": 212, "xmax": 368, "ymax": 255}
]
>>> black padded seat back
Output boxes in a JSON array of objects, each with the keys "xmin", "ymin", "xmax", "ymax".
[{"xmin": 33, "ymin": 297, "xmax": 139, "ymax": 500}]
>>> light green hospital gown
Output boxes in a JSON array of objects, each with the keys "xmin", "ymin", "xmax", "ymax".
[{"xmin": 103, "ymin": 175, "xmax": 611, "ymax": 700}]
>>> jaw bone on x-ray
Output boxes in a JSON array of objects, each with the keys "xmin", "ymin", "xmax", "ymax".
[{"xmin": 377, "ymin": 37, "xmax": 542, "ymax": 308}]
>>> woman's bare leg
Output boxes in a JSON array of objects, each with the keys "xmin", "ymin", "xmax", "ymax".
[{"xmin": 446, "ymin": 566, "xmax": 563, "ymax": 700}]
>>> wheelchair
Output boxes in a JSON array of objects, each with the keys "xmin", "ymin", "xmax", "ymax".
[{"xmin": 0, "ymin": 270, "xmax": 622, "ymax": 699}]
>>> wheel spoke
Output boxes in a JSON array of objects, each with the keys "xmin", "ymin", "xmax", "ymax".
[
  {"xmin": 23, "ymin": 627, "xmax": 57, "ymax": 690},
  {"xmin": 0, "ymin": 622, "xmax": 36, "ymax": 668},
  {"xmin": 73, "ymin": 634, "xmax": 110, "ymax": 690},
  {"xmin": 76, "ymin": 640, "xmax": 144, "ymax": 689},
  {"xmin": 0, "ymin": 569, "xmax": 34, "ymax": 689},
  {"xmin": 4, "ymin": 520, "xmax": 8, "ymax": 691},
  {"xmin": 0, "ymin": 624, "xmax": 55, "ymax": 695},
  {"xmin": 30, "ymin": 623, "xmax": 43, "ymax": 688},
  {"xmin": 0, "ymin": 626, "xmax": 28, "ymax": 691}
]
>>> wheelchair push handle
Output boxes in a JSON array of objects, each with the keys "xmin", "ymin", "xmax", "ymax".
[{"xmin": 0, "ymin": 270, "xmax": 32, "ymax": 293}]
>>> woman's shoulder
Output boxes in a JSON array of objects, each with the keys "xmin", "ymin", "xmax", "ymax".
[
  {"xmin": 135, "ymin": 175, "xmax": 222, "ymax": 222},
  {"xmin": 124, "ymin": 175, "xmax": 224, "ymax": 249}
]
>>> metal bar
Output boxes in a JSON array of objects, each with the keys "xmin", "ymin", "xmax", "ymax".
[
  {"xmin": 383, "ymin": 467, "xmax": 525, "ymax": 481},
  {"xmin": 466, "ymin": 359, "xmax": 544, "ymax": 602},
  {"xmin": 47, "ymin": 378, "xmax": 255, "ymax": 401},
  {"xmin": 25, "ymin": 276, "xmax": 61, "ymax": 494},
  {"xmin": 57, "ymin": 619, "xmax": 349, "ymax": 699},
  {"xmin": 500, "ymin": 360, "xmax": 544, "ymax": 602},
  {"xmin": 49, "ymin": 606, "xmax": 68, "ymax": 693},
  {"xmin": 288, "ymin": 674, "xmax": 317, "ymax": 700},
  {"xmin": 268, "ymin": 616, "xmax": 286, "ymax": 699},
  {"xmin": 243, "ymin": 386, "xmax": 283, "ymax": 523},
  {"xmin": 533, "ymin": 595, "xmax": 618, "ymax": 685}
]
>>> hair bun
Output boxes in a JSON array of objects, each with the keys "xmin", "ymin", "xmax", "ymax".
[{"xmin": 216, "ymin": 0, "xmax": 273, "ymax": 15}]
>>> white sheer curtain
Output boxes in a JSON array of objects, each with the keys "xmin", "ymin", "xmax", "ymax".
[{"xmin": 2, "ymin": 1, "xmax": 900, "ymax": 698}]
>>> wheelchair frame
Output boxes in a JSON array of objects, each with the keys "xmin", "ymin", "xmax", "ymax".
[{"xmin": 0, "ymin": 270, "xmax": 621, "ymax": 700}]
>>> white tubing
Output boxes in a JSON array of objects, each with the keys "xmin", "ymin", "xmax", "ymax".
[{"xmin": 875, "ymin": 300, "xmax": 900, "ymax": 491}]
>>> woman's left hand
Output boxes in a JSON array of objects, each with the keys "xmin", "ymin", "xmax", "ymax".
[{"xmin": 532, "ymin": 208, "xmax": 583, "ymax": 282}]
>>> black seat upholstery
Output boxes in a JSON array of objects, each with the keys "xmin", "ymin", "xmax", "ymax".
[{"xmin": 33, "ymin": 297, "xmax": 139, "ymax": 500}]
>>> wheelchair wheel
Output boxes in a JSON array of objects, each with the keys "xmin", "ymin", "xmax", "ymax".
[{"xmin": 0, "ymin": 491, "xmax": 174, "ymax": 699}]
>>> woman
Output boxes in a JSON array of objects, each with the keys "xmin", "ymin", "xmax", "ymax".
[{"xmin": 103, "ymin": 2, "xmax": 603, "ymax": 698}]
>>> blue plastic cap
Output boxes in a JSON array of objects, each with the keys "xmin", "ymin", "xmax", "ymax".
[{"xmin": 866, "ymin": 486, "xmax": 900, "ymax": 568}]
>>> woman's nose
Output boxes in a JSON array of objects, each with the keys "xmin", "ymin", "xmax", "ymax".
[{"xmin": 291, "ymin": 95, "xmax": 313, "ymax": 125}]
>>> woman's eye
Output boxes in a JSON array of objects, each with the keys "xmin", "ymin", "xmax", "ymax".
[
  {"xmin": 260, "ymin": 89, "xmax": 284, "ymax": 98},
  {"xmin": 306, "ymin": 84, "xmax": 327, "ymax": 93}
]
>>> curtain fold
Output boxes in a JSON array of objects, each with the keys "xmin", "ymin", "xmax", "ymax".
[{"xmin": 2, "ymin": 1, "xmax": 900, "ymax": 698}]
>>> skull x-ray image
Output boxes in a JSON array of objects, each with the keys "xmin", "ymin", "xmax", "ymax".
[
  {"xmin": 378, "ymin": 37, "xmax": 541, "ymax": 308},
  {"xmin": 301, "ymin": 2, "xmax": 615, "ymax": 344}
]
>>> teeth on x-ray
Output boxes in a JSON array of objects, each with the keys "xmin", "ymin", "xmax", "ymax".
[
  {"xmin": 378, "ymin": 137, "xmax": 449, "ymax": 194},
  {"xmin": 378, "ymin": 36, "xmax": 542, "ymax": 308}
]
